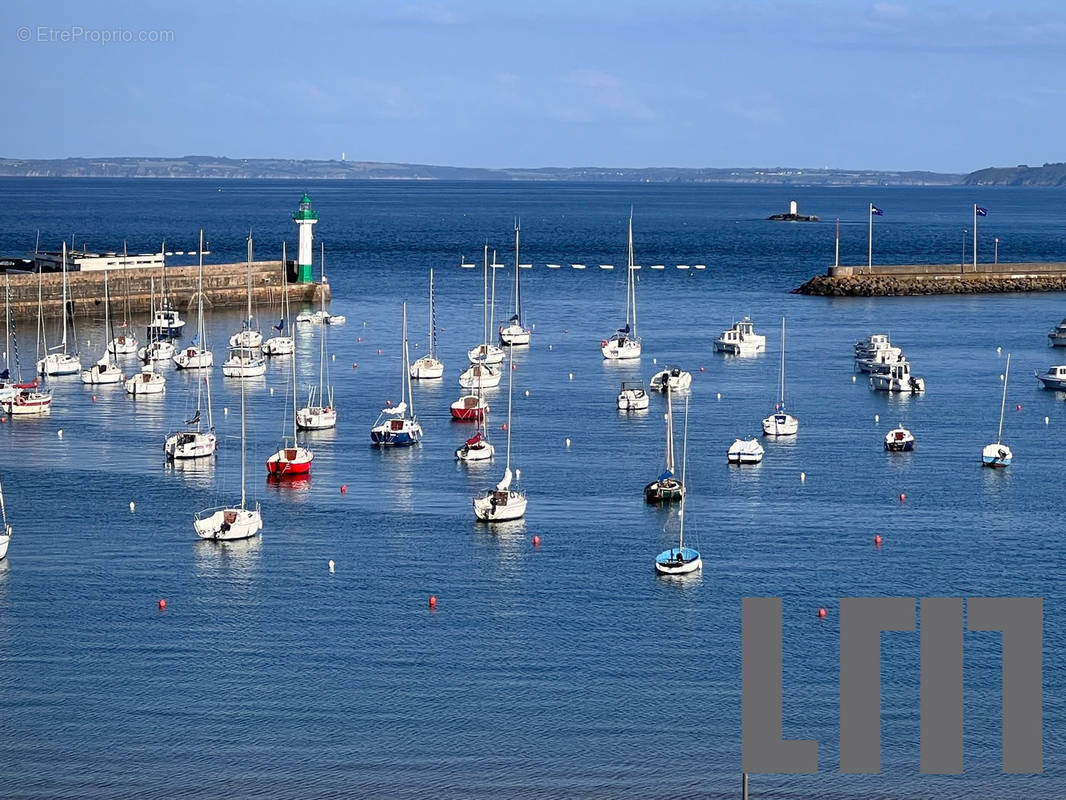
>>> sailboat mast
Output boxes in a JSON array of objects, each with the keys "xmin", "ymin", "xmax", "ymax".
[
  {"xmin": 198, "ymin": 230, "xmax": 206, "ymax": 350},
  {"xmin": 628, "ymin": 214, "xmax": 637, "ymax": 336},
  {"xmin": 679, "ymin": 398, "xmax": 689, "ymax": 550},
  {"xmin": 104, "ymin": 271, "xmax": 113, "ymax": 357},
  {"xmin": 481, "ymin": 244, "xmax": 489, "ymax": 347},
  {"xmin": 284, "ymin": 242, "xmax": 297, "ymax": 442},
  {"xmin": 514, "ymin": 219, "xmax": 521, "ymax": 320},
  {"xmin": 665, "ymin": 386, "xmax": 675, "ymax": 472},
  {"xmin": 997, "ymin": 353, "xmax": 1010, "ymax": 443},
  {"xmin": 490, "ymin": 249, "xmax": 497, "ymax": 335},
  {"xmin": 779, "ymin": 317, "xmax": 786, "ymax": 406},
  {"xmin": 428, "ymin": 268, "xmax": 435, "ymax": 358},
  {"xmin": 36, "ymin": 267, "xmax": 44, "ymax": 370},
  {"xmin": 246, "ymin": 234, "xmax": 253, "ymax": 328},
  {"xmin": 403, "ymin": 301, "xmax": 415, "ymax": 418},
  {"xmin": 5, "ymin": 274, "xmax": 10, "ymax": 369},
  {"xmin": 61, "ymin": 241, "xmax": 69, "ymax": 353}
]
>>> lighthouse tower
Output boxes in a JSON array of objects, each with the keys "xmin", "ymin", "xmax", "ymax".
[{"xmin": 292, "ymin": 193, "xmax": 319, "ymax": 283}]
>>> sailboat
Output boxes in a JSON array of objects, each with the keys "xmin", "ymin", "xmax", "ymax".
[
  {"xmin": 654, "ymin": 397, "xmax": 702, "ymax": 575},
  {"xmin": 164, "ymin": 372, "xmax": 216, "ymax": 458},
  {"xmin": 266, "ymin": 276, "xmax": 314, "ymax": 476},
  {"xmin": 229, "ymin": 234, "xmax": 263, "ymax": 348},
  {"xmin": 370, "ymin": 302, "xmax": 423, "ymax": 446},
  {"xmin": 2, "ymin": 273, "xmax": 52, "ymax": 416},
  {"xmin": 473, "ymin": 344, "xmax": 526, "ymax": 521},
  {"xmin": 498, "ymin": 220, "xmax": 531, "ymax": 346},
  {"xmin": 80, "ymin": 270, "xmax": 123, "ymax": 384},
  {"xmin": 601, "ymin": 214, "xmax": 641, "ymax": 360},
  {"xmin": 982, "ymin": 353, "xmax": 1013, "ymax": 468},
  {"xmin": 467, "ymin": 244, "xmax": 505, "ymax": 366},
  {"xmin": 762, "ymin": 317, "xmax": 799, "ymax": 436},
  {"xmin": 37, "ymin": 242, "xmax": 83, "ymax": 376},
  {"xmin": 0, "ymin": 470, "xmax": 11, "ymax": 561},
  {"xmin": 296, "ymin": 303, "xmax": 337, "ymax": 430},
  {"xmin": 193, "ymin": 375, "xmax": 262, "ymax": 541},
  {"xmin": 124, "ymin": 352, "xmax": 166, "ymax": 395},
  {"xmin": 138, "ymin": 278, "xmax": 175, "ymax": 361},
  {"xmin": 173, "ymin": 231, "xmax": 214, "ymax": 369},
  {"xmin": 263, "ymin": 243, "xmax": 295, "ymax": 356},
  {"xmin": 107, "ymin": 243, "xmax": 140, "ymax": 355},
  {"xmin": 455, "ymin": 380, "xmax": 494, "ymax": 461},
  {"xmin": 644, "ymin": 386, "xmax": 684, "ymax": 503},
  {"xmin": 2, "ymin": 276, "xmax": 18, "ymax": 403},
  {"xmin": 410, "ymin": 268, "xmax": 445, "ymax": 379}
]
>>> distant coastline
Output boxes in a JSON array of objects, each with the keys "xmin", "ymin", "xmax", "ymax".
[{"xmin": 0, "ymin": 156, "xmax": 966, "ymax": 185}]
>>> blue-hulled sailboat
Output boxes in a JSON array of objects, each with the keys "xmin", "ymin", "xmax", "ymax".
[
  {"xmin": 655, "ymin": 396, "xmax": 701, "ymax": 575},
  {"xmin": 371, "ymin": 302, "xmax": 423, "ymax": 447}
]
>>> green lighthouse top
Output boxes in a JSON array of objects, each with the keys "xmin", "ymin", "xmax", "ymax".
[{"xmin": 292, "ymin": 193, "xmax": 319, "ymax": 221}]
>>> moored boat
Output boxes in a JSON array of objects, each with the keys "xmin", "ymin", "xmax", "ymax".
[
  {"xmin": 884, "ymin": 425, "xmax": 915, "ymax": 452},
  {"xmin": 714, "ymin": 317, "xmax": 765, "ymax": 355}
]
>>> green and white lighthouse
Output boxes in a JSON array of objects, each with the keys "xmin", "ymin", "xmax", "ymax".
[{"xmin": 292, "ymin": 193, "xmax": 319, "ymax": 283}]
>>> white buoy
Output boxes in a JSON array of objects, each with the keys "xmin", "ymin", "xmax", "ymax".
[
  {"xmin": 653, "ymin": 357, "xmax": 657, "ymax": 365},
  {"xmin": 515, "ymin": 468, "xmax": 521, "ymax": 480},
  {"xmin": 548, "ymin": 344, "xmax": 553, "ymax": 351},
  {"xmin": 129, "ymin": 501, "xmax": 135, "ymax": 512},
  {"xmin": 328, "ymin": 559, "xmax": 335, "ymax": 573},
  {"xmin": 800, "ymin": 472, "xmax": 806, "ymax": 482},
  {"xmin": 531, "ymin": 323, "xmax": 536, "ymax": 330},
  {"xmin": 568, "ymin": 372, "xmax": 573, "ymax": 381},
  {"xmin": 1000, "ymin": 374, "xmax": 1004, "ymax": 381},
  {"xmin": 565, "ymin": 438, "xmax": 571, "ymax": 447},
  {"xmin": 270, "ymin": 387, "xmax": 275, "ymax": 395},
  {"xmin": 332, "ymin": 354, "xmax": 336, "ymax": 361},
  {"xmin": 1046, "ymin": 416, "xmax": 1050, "ymax": 425},
  {"xmin": 996, "ymin": 346, "xmax": 1002, "ymax": 353},
  {"xmin": 852, "ymin": 375, "xmax": 857, "ymax": 383},
  {"xmin": 525, "ymin": 390, "xmax": 530, "ymax": 397},
  {"xmin": 716, "ymin": 392, "xmax": 722, "ymax": 400},
  {"xmin": 57, "ymin": 429, "xmax": 63, "ymax": 438},
  {"xmin": 224, "ymin": 407, "xmax": 229, "ymax": 415},
  {"xmin": 875, "ymin": 414, "xmax": 880, "ymax": 423}
]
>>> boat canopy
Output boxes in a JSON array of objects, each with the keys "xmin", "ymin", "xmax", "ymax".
[
  {"xmin": 466, "ymin": 432, "xmax": 483, "ymax": 446},
  {"xmin": 496, "ymin": 467, "xmax": 512, "ymax": 491},
  {"xmin": 657, "ymin": 469, "xmax": 674, "ymax": 483}
]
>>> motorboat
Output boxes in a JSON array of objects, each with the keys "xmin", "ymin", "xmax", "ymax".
[
  {"xmin": 762, "ymin": 317, "xmax": 799, "ymax": 436},
  {"xmin": 458, "ymin": 362, "xmax": 501, "ymax": 389},
  {"xmin": 617, "ymin": 380, "xmax": 650, "ymax": 411},
  {"xmin": 1035, "ymin": 365, "xmax": 1066, "ymax": 390},
  {"xmin": 325, "ymin": 314, "xmax": 346, "ymax": 325},
  {"xmin": 855, "ymin": 333, "xmax": 896, "ymax": 357},
  {"xmin": 884, "ymin": 425, "xmax": 916, "ymax": 452},
  {"xmin": 727, "ymin": 438, "xmax": 765, "ymax": 464},
  {"xmin": 221, "ymin": 346, "xmax": 267, "ymax": 378},
  {"xmin": 644, "ymin": 387, "xmax": 684, "ymax": 503},
  {"xmin": 370, "ymin": 303, "xmax": 422, "ymax": 447},
  {"xmin": 870, "ymin": 360, "xmax": 925, "ymax": 393},
  {"xmin": 649, "ymin": 366, "xmax": 692, "ymax": 392},
  {"xmin": 1049, "ymin": 319, "xmax": 1066, "ymax": 347},
  {"xmin": 146, "ymin": 298, "xmax": 185, "ymax": 341},
  {"xmin": 451, "ymin": 393, "xmax": 488, "ymax": 421},
  {"xmin": 983, "ymin": 353, "xmax": 1013, "ymax": 468},
  {"xmin": 714, "ymin": 317, "xmax": 765, "ymax": 355},
  {"xmin": 601, "ymin": 215, "xmax": 641, "ymax": 360}
]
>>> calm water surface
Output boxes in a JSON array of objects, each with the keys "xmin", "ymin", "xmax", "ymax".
[{"xmin": 0, "ymin": 179, "xmax": 1064, "ymax": 798}]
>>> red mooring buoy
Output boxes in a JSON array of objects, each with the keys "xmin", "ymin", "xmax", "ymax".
[{"xmin": 818, "ymin": 607, "xmax": 827, "ymax": 619}]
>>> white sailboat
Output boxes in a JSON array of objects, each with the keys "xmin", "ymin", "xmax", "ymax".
[
  {"xmin": 2, "ymin": 273, "xmax": 52, "ymax": 416},
  {"xmin": 0, "ymin": 470, "xmax": 11, "ymax": 560},
  {"xmin": 601, "ymin": 214, "xmax": 641, "ymax": 360},
  {"xmin": 173, "ymin": 231, "xmax": 215, "ymax": 369},
  {"xmin": 221, "ymin": 346, "xmax": 266, "ymax": 378},
  {"xmin": 138, "ymin": 278, "xmax": 175, "ymax": 361},
  {"xmin": 164, "ymin": 371, "xmax": 216, "ymax": 459},
  {"xmin": 370, "ymin": 302, "xmax": 423, "ymax": 446},
  {"xmin": 124, "ymin": 354, "xmax": 166, "ymax": 395},
  {"xmin": 296, "ymin": 307, "xmax": 337, "ymax": 430},
  {"xmin": 410, "ymin": 268, "xmax": 445, "ymax": 379},
  {"xmin": 499, "ymin": 220, "xmax": 531, "ymax": 346},
  {"xmin": 229, "ymin": 234, "xmax": 263, "ymax": 348},
  {"xmin": 762, "ymin": 317, "xmax": 799, "ymax": 436},
  {"xmin": 473, "ymin": 345, "xmax": 526, "ymax": 521},
  {"xmin": 468, "ymin": 244, "xmax": 505, "ymax": 366},
  {"xmin": 80, "ymin": 270, "xmax": 123, "ymax": 384},
  {"xmin": 37, "ymin": 242, "xmax": 83, "ymax": 376},
  {"xmin": 193, "ymin": 376, "xmax": 262, "ymax": 541},
  {"xmin": 2, "ymin": 276, "xmax": 18, "ymax": 403},
  {"xmin": 263, "ymin": 243, "xmax": 295, "ymax": 356},
  {"xmin": 654, "ymin": 398, "xmax": 702, "ymax": 575},
  {"xmin": 266, "ymin": 288, "xmax": 313, "ymax": 476},
  {"xmin": 455, "ymin": 379, "xmax": 494, "ymax": 462},
  {"xmin": 982, "ymin": 353, "xmax": 1013, "ymax": 468},
  {"xmin": 107, "ymin": 243, "xmax": 139, "ymax": 355}
]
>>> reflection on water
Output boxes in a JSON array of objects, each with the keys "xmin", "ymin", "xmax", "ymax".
[
  {"xmin": 193, "ymin": 534, "xmax": 262, "ymax": 576},
  {"xmin": 265, "ymin": 474, "xmax": 312, "ymax": 502},
  {"xmin": 166, "ymin": 457, "xmax": 217, "ymax": 488}
]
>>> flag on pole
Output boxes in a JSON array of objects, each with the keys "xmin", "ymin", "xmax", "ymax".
[
  {"xmin": 870, "ymin": 205, "xmax": 884, "ymax": 216},
  {"xmin": 976, "ymin": 206, "xmax": 988, "ymax": 216}
]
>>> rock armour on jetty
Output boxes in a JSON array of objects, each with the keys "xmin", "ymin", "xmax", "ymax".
[{"xmin": 793, "ymin": 274, "xmax": 1066, "ymax": 297}]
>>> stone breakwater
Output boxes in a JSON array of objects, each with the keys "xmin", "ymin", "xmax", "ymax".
[
  {"xmin": 794, "ymin": 262, "xmax": 1066, "ymax": 296},
  {"xmin": 2, "ymin": 261, "xmax": 328, "ymax": 320}
]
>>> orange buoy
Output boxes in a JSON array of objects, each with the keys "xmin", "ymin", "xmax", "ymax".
[
  {"xmin": 818, "ymin": 607, "xmax": 827, "ymax": 619},
  {"xmin": 0, "ymin": 416, "xmax": 6, "ymax": 423},
  {"xmin": 874, "ymin": 534, "xmax": 882, "ymax": 546},
  {"xmin": 158, "ymin": 599, "xmax": 167, "ymax": 610},
  {"xmin": 533, "ymin": 535, "xmax": 541, "ymax": 547},
  {"xmin": 899, "ymin": 493, "xmax": 906, "ymax": 502},
  {"xmin": 428, "ymin": 595, "xmax": 437, "ymax": 609},
  {"xmin": 501, "ymin": 423, "xmax": 507, "ymax": 431},
  {"xmin": 340, "ymin": 484, "xmax": 348, "ymax": 494}
]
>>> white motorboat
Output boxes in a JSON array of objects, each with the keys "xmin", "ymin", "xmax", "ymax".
[
  {"xmin": 601, "ymin": 214, "xmax": 642, "ymax": 360},
  {"xmin": 714, "ymin": 317, "xmax": 765, "ymax": 355},
  {"xmin": 370, "ymin": 303, "xmax": 423, "ymax": 447},
  {"xmin": 221, "ymin": 346, "xmax": 266, "ymax": 378},
  {"xmin": 0, "ymin": 470, "xmax": 11, "ymax": 560},
  {"xmin": 146, "ymin": 298, "xmax": 185, "ymax": 341},
  {"xmin": 649, "ymin": 366, "xmax": 692, "ymax": 392},
  {"xmin": 296, "ymin": 318, "xmax": 336, "ymax": 430},
  {"xmin": 228, "ymin": 235, "xmax": 263, "ymax": 349},
  {"xmin": 762, "ymin": 317, "xmax": 799, "ymax": 436},
  {"xmin": 458, "ymin": 362, "xmax": 501, "ymax": 389},
  {"xmin": 854, "ymin": 333, "xmax": 896, "ymax": 357},
  {"xmin": 982, "ymin": 353, "xmax": 1013, "ymax": 468},
  {"xmin": 498, "ymin": 221, "xmax": 531, "ymax": 346},
  {"xmin": 138, "ymin": 339, "xmax": 175, "ymax": 362},
  {"xmin": 1035, "ymin": 364, "xmax": 1066, "ymax": 390},
  {"xmin": 194, "ymin": 372, "xmax": 262, "ymax": 541},
  {"xmin": 37, "ymin": 242, "xmax": 83, "ymax": 377},
  {"xmin": 473, "ymin": 346, "xmax": 526, "ymax": 521},
  {"xmin": 856, "ymin": 349, "xmax": 905, "ymax": 374},
  {"xmin": 884, "ymin": 425, "xmax": 915, "ymax": 451},
  {"xmin": 411, "ymin": 268, "xmax": 445, "ymax": 379},
  {"xmin": 617, "ymin": 380, "xmax": 650, "ymax": 410},
  {"xmin": 655, "ymin": 397, "xmax": 701, "ymax": 576},
  {"xmin": 1049, "ymin": 319, "xmax": 1066, "ymax": 347},
  {"xmin": 870, "ymin": 359, "xmax": 925, "ymax": 393},
  {"xmin": 644, "ymin": 387, "xmax": 684, "ymax": 503},
  {"xmin": 727, "ymin": 438, "xmax": 765, "ymax": 464},
  {"xmin": 124, "ymin": 360, "xmax": 166, "ymax": 395},
  {"xmin": 325, "ymin": 313, "xmax": 346, "ymax": 325}
]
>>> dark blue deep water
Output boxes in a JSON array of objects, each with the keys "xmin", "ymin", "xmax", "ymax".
[{"xmin": 1, "ymin": 179, "xmax": 1065, "ymax": 799}]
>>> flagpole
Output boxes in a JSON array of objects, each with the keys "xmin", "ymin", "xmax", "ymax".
[
  {"xmin": 868, "ymin": 203, "xmax": 873, "ymax": 268},
  {"xmin": 972, "ymin": 204, "xmax": 978, "ymax": 271},
  {"xmin": 835, "ymin": 218, "xmax": 840, "ymax": 268}
]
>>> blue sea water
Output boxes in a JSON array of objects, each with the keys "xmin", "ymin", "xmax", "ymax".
[{"xmin": 1, "ymin": 178, "xmax": 1065, "ymax": 798}]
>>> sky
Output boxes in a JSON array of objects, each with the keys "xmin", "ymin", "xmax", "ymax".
[{"xmin": 2, "ymin": 0, "xmax": 1065, "ymax": 172}]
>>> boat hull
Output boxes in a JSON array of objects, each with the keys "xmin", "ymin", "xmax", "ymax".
[
  {"xmin": 2, "ymin": 392, "xmax": 52, "ymax": 415},
  {"xmin": 456, "ymin": 442, "xmax": 495, "ymax": 461},
  {"xmin": 80, "ymin": 364, "xmax": 123, "ymax": 385},
  {"xmin": 108, "ymin": 336, "xmax": 139, "ymax": 355},
  {"xmin": 468, "ymin": 344, "xmax": 505, "ymax": 365},
  {"xmin": 762, "ymin": 413, "xmax": 799, "ymax": 436},
  {"xmin": 644, "ymin": 479, "xmax": 684, "ymax": 503},
  {"xmin": 138, "ymin": 341, "xmax": 175, "ymax": 362},
  {"xmin": 165, "ymin": 431, "xmax": 217, "ymax": 459},
  {"xmin": 229, "ymin": 330, "xmax": 263, "ymax": 348},
  {"xmin": 0, "ymin": 533, "xmax": 8, "ymax": 560},
  {"xmin": 727, "ymin": 439, "xmax": 765, "ymax": 464},
  {"xmin": 266, "ymin": 447, "xmax": 313, "ymax": 475},
  {"xmin": 296, "ymin": 406, "xmax": 337, "ymax": 430},
  {"xmin": 654, "ymin": 547, "xmax": 702, "ymax": 575},
  {"xmin": 473, "ymin": 489, "xmax": 527, "ymax": 521},
  {"xmin": 37, "ymin": 354, "xmax": 82, "ymax": 376},
  {"xmin": 173, "ymin": 348, "xmax": 214, "ymax": 369},
  {"xmin": 458, "ymin": 365, "xmax": 501, "ymax": 389},
  {"xmin": 194, "ymin": 506, "xmax": 262, "ymax": 541},
  {"xmin": 410, "ymin": 357, "xmax": 444, "ymax": 379},
  {"xmin": 618, "ymin": 391, "xmax": 649, "ymax": 410},
  {"xmin": 982, "ymin": 442, "xmax": 1012, "ymax": 468},
  {"xmin": 1035, "ymin": 372, "xmax": 1066, "ymax": 390},
  {"xmin": 499, "ymin": 324, "xmax": 531, "ymax": 346},
  {"xmin": 601, "ymin": 336, "xmax": 641, "ymax": 360},
  {"xmin": 124, "ymin": 372, "xmax": 166, "ymax": 395},
  {"xmin": 262, "ymin": 336, "xmax": 294, "ymax": 356},
  {"xmin": 451, "ymin": 398, "xmax": 488, "ymax": 420}
]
